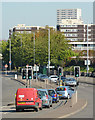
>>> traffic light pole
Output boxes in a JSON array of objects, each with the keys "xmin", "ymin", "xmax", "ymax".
[{"xmin": 26, "ymin": 68, "xmax": 28, "ymax": 88}]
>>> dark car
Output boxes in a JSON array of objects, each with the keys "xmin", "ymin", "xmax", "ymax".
[
  {"xmin": 47, "ymin": 89, "xmax": 59, "ymax": 103},
  {"xmin": 38, "ymin": 74, "xmax": 49, "ymax": 81},
  {"xmin": 37, "ymin": 89, "xmax": 52, "ymax": 108},
  {"xmin": 57, "ymin": 76, "xmax": 66, "ymax": 85}
]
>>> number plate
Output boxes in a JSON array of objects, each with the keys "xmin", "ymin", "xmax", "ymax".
[
  {"xmin": 59, "ymin": 94, "xmax": 62, "ymax": 96},
  {"xmin": 18, "ymin": 102, "xmax": 25, "ymax": 104}
]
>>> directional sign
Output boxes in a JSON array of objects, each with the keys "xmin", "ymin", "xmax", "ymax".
[{"xmin": 46, "ymin": 66, "xmax": 55, "ymax": 68}]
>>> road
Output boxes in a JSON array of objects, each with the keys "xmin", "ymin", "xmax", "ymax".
[{"xmin": 1, "ymin": 74, "xmax": 94, "ymax": 118}]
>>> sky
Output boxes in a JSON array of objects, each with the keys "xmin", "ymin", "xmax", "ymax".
[{"xmin": 1, "ymin": 1, "xmax": 94, "ymax": 40}]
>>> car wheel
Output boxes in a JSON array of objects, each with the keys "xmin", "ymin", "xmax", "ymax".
[
  {"xmin": 39, "ymin": 104, "xmax": 43, "ymax": 110},
  {"xmin": 50, "ymin": 104, "xmax": 52, "ymax": 107},
  {"xmin": 47, "ymin": 104, "xmax": 50, "ymax": 108},
  {"xmin": 16, "ymin": 107, "xmax": 23, "ymax": 112},
  {"xmin": 35, "ymin": 108, "xmax": 39, "ymax": 112},
  {"xmin": 16, "ymin": 107, "xmax": 19, "ymax": 112}
]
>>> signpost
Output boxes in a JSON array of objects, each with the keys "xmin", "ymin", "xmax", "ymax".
[{"xmin": 5, "ymin": 64, "xmax": 8, "ymax": 75}]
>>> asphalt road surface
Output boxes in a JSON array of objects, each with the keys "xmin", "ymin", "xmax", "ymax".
[{"xmin": 1, "ymin": 75, "xmax": 94, "ymax": 118}]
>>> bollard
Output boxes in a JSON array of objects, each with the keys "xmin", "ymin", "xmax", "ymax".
[{"xmin": 15, "ymin": 74, "xmax": 17, "ymax": 79}]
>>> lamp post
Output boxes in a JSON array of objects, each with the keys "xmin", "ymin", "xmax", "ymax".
[
  {"xmin": 9, "ymin": 38, "xmax": 11, "ymax": 71},
  {"xmin": 48, "ymin": 29, "xmax": 50, "ymax": 77},
  {"xmin": 33, "ymin": 32, "xmax": 35, "ymax": 65},
  {"xmin": 87, "ymin": 24, "xmax": 89, "ymax": 76}
]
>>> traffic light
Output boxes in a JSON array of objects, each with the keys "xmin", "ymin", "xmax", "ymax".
[
  {"xmin": 22, "ymin": 69, "xmax": 26, "ymax": 79},
  {"xmin": 59, "ymin": 68, "xmax": 62, "ymax": 75},
  {"xmin": 75, "ymin": 67, "xmax": 80, "ymax": 77},
  {"xmin": 28, "ymin": 69, "xmax": 32, "ymax": 79}
]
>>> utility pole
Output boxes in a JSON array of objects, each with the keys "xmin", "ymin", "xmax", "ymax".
[
  {"xmin": 9, "ymin": 38, "xmax": 11, "ymax": 71},
  {"xmin": 48, "ymin": 29, "xmax": 50, "ymax": 77},
  {"xmin": 33, "ymin": 32, "xmax": 35, "ymax": 65},
  {"xmin": 87, "ymin": 24, "xmax": 89, "ymax": 76}
]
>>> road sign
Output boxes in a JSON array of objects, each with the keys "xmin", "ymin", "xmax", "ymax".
[
  {"xmin": 9, "ymin": 61, "xmax": 11, "ymax": 64},
  {"xmin": 33, "ymin": 66, "xmax": 39, "ymax": 71},
  {"xmin": 26, "ymin": 64, "xmax": 29, "ymax": 67},
  {"xmin": 46, "ymin": 66, "xmax": 55, "ymax": 68},
  {"xmin": 85, "ymin": 60, "xmax": 90, "ymax": 65},
  {"xmin": 5, "ymin": 64, "xmax": 8, "ymax": 68}
]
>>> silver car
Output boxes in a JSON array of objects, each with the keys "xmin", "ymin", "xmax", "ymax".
[
  {"xmin": 65, "ymin": 78, "xmax": 78, "ymax": 86},
  {"xmin": 37, "ymin": 89, "xmax": 52, "ymax": 108},
  {"xmin": 55, "ymin": 86, "xmax": 75, "ymax": 99},
  {"xmin": 49, "ymin": 75, "xmax": 58, "ymax": 83}
]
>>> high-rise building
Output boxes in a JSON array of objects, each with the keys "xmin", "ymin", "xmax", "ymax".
[
  {"xmin": 57, "ymin": 9, "xmax": 82, "ymax": 25},
  {"xmin": 9, "ymin": 24, "xmax": 56, "ymax": 38},
  {"xmin": 57, "ymin": 24, "xmax": 95, "ymax": 42}
]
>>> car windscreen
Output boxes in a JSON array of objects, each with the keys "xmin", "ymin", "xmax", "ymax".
[
  {"xmin": 51, "ymin": 77, "xmax": 57, "ymax": 78},
  {"xmin": 56, "ymin": 87, "xmax": 66, "ymax": 91},
  {"xmin": 67, "ymin": 79, "xmax": 76, "ymax": 81}
]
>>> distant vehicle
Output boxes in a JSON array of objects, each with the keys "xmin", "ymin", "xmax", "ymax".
[
  {"xmin": 37, "ymin": 89, "xmax": 52, "ymax": 108},
  {"xmin": 47, "ymin": 89, "xmax": 59, "ymax": 103},
  {"xmin": 49, "ymin": 75, "xmax": 58, "ymax": 83},
  {"xmin": 55, "ymin": 86, "xmax": 75, "ymax": 99},
  {"xmin": 15, "ymin": 88, "xmax": 42, "ymax": 112},
  {"xmin": 65, "ymin": 78, "xmax": 79, "ymax": 86},
  {"xmin": 38, "ymin": 74, "xmax": 49, "ymax": 81},
  {"xmin": 33, "ymin": 73, "xmax": 42, "ymax": 79},
  {"xmin": 57, "ymin": 76, "xmax": 66, "ymax": 85}
]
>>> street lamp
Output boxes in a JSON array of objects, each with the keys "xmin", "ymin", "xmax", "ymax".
[
  {"xmin": 87, "ymin": 24, "xmax": 89, "ymax": 76},
  {"xmin": 33, "ymin": 32, "xmax": 35, "ymax": 65},
  {"xmin": 9, "ymin": 38, "xmax": 11, "ymax": 71},
  {"xmin": 48, "ymin": 29, "xmax": 50, "ymax": 77}
]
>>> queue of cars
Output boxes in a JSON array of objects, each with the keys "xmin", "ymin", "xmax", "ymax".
[
  {"xmin": 15, "ymin": 86, "xmax": 76, "ymax": 112},
  {"xmin": 15, "ymin": 73, "xmax": 78, "ymax": 112}
]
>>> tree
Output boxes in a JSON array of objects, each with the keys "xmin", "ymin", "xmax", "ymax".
[{"xmin": 2, "ymin": 29, "xmax": 76, "ymax": 69}]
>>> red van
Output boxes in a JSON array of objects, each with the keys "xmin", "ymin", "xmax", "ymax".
[{"xmin": 15, "ymin": 88, "xmax": 42, "ymax": 112}]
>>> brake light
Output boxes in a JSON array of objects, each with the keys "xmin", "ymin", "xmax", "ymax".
[
  {"xmin": 46, "ymin": 95, "xmax": 48, "ymax": 99},
  {"xmin": 64, "ymin": 88, "xmax": 66, "ymax": 91},
  {"xmin": 54, "ymin": 94, "xmax": 57, "ymax": 97}
]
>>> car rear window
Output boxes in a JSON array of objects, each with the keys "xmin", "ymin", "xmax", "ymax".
[
  {"xmin": 48, "ymin": 90, "xmax": 55, "ymax": 95},
  {"xmin": 51, "ymin": 77, "xmax": 57, "ymax": 78},
  {"xmin": 38, "ymin": 91, "xmax": 47, "ymax": 97},
  {"xmin": 56, "ymin": 87, "xmax": 66, "ymax": 91}
]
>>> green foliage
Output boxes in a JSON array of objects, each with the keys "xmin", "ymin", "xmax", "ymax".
[{"xmin": 2, "ymin": 29, "xmax": 76, "ymax": 68}]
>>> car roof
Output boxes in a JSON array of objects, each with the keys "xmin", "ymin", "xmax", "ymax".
[
  {"xmin": 37, "ymin": 89, "xmax": 48, "ymax": 91},
  {"xmin": 56, "ymin": 86, "xmax": 69, "ymax": 88},
  {"xmin": 47, "ymin": 89, "xmax": 55, "ymax": 91},
  {"xmin": 50, "ymin": 75, "xmax": 58, "ymax": 77}
]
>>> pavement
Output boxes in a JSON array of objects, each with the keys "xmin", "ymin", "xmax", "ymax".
[{"xmin": 4, "ymin": 73, "xmax": 88, "ymax": 118}]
